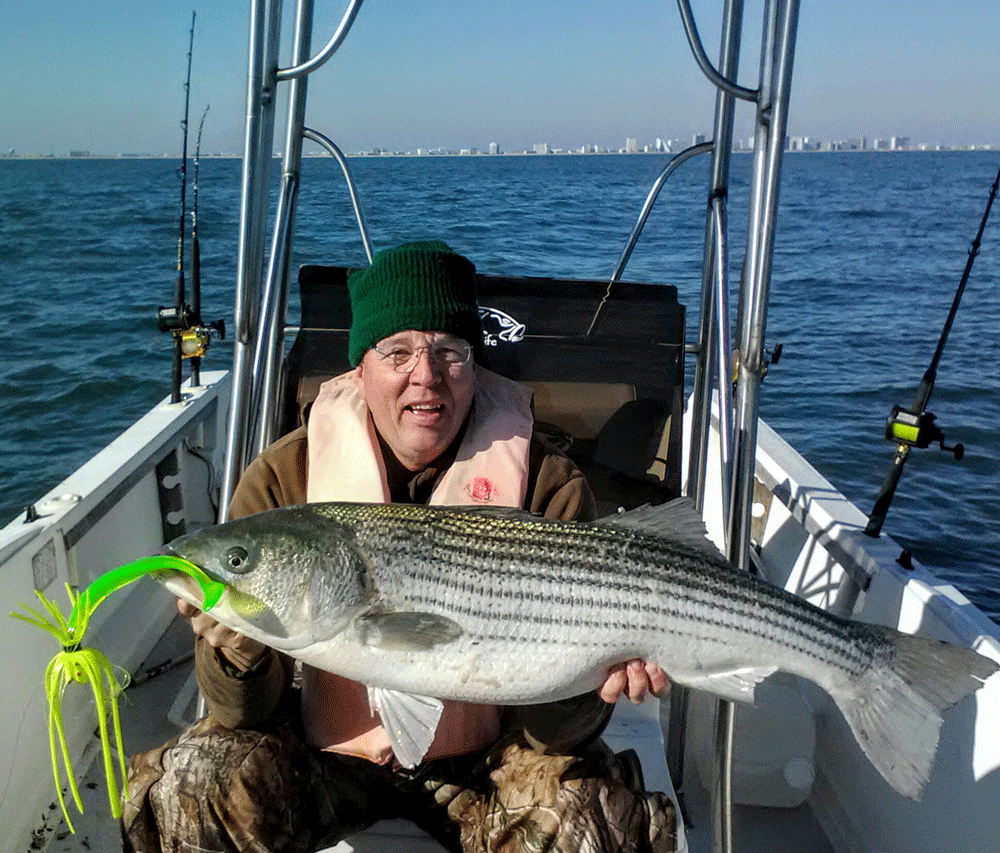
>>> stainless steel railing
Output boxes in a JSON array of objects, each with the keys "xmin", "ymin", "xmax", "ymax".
[{"xmin": 220, "ymin": 0, "xmax": 367, "ymax": 514}]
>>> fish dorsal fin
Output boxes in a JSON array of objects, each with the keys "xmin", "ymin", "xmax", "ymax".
[
  {"xmin": 356, "ymin": 611, "xmax": 463, "ymax": 651},
  {"xmin": 367, "ymin": 687, "xmax": 443, "ymax": 768},
  {"xmin": 597, "ymin": 497, "xmax": 724, "ymax": 561}
]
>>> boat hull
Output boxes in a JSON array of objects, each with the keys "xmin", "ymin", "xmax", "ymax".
[
  {"xmin": 1, "ymin": 377, "xmax": 997, "ymax": 853},
  {"xmin": 0, "ymin": 371, "xmax": 231, "ymax": 852},
  {"xmin": 683, "ymin": 404, "xmax": 1000, "ymax": 851}
]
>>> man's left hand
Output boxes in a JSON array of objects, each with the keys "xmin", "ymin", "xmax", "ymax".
[{"xmin": 599, "ymin": 659, "xmax": 670, "ymax": 704}]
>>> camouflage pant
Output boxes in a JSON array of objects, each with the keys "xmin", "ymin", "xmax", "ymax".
[{"xmin": 122, "ymin": 715, "xmax": 676, "ymax": 853}]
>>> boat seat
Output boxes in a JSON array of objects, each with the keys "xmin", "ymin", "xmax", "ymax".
[{"xmin": 283, "ymin": 265, "xmax": 687, "ymax": 512}]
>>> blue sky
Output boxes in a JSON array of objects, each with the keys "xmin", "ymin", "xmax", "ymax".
[{"xmin": 3, "ymin": 1, "xmax": 999, "ymax": 156}]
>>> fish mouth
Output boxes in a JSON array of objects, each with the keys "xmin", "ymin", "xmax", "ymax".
[
  {"xmin": 157, "ymin": 545, "xmax": 210, "ymax": 604},
  {"xmin": 158, "ymin": 545, "xmax": 306, "ymax": 649},
  {"xmin": 157, "ymin": 545, "xmax": 204, "ymax": 596},
  {"xmin": 161, "ymin": 542, "xmax": 191, "ymax": 563},
  {"xmin": 158, "ymin": 565, "xmax": 210, "ymax": 612}
]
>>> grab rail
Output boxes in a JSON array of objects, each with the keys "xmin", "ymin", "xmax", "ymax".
[
  {"xmin": 715, "ymin": 2, "xmax": 800, "ymax": 851},
  {"xmin": 250, "ymin": 171, "xmax": 299, "ymax": 457},
  {"xmin": 710, "ymin": 193, "xmax": 734, "ymax": 534},
  {"xmin": 676, "ymin": 0, "xmax": 758, "ymax": 102},
  {"xmin": 303, "ymin": 127, "xmax": 375, "ymax": 263},
  {"xmin": 221, "ymin": 0, "xmax": 377, "ymax": 513},
  {"xmin": 668, "ymin": 0, "xmax": 801, "ymax": 851},
  {"xmin": 277, "ymin": 0, "xmax": 365, "ymax": 81},
  {"xmin": 587, "ymin": 142, "xmax": 714, "ymax": 337},
  {"xmin": 220, "ymin": 0, "xmax": 281, "ymax": 514}
]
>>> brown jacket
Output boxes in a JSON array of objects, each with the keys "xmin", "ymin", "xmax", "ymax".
[{"xmin": 196, "ymin": 424, "xmax": 612, "ymax": 757}]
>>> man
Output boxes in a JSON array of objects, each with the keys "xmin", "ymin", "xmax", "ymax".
[{"xmin": 123, "ymin": 241, "xmax": 674, "ymax": 853}]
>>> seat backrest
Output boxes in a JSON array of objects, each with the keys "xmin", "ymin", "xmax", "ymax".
[{"xmin": 283, "ymin": 265, "xmax": 686, "ymax": 512}]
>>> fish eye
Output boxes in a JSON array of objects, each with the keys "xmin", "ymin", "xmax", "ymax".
[{"xmin": 225, "ymin": 545, "xmax": 251, "ymax": 573}]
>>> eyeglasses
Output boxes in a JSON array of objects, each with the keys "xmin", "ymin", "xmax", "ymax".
[{"xmin": 371, "ymin": 336, "xmax": 473, "ymax": 373}]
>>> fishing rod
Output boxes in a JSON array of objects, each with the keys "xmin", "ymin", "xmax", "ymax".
[
  {"xmin": 865, "ymin": 162, "xmax": 1000, "ymax": 538},
  {"xmin": 157, "ymin": 12, "xmax": 223, "ymax": 400},
  {"xmin": 190, "ymin": 104, "xmax": 210, "ymax": 388},
  {"xmin": 170, "ymin": 10, "xmax": 196, "ymax": 404}
]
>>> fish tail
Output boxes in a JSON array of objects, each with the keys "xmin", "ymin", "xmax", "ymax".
[{"xmin": 834, "ymin": 626, "xmax": 997, "ymax": 800}]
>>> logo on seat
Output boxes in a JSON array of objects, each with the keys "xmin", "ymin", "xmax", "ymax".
[{"xmin": 479, "ymin": 307, "xmax": 525, "ymax": 347}]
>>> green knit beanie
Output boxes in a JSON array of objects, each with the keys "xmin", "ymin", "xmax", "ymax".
[{"xmin": 347, "ymin": 240, "xmax": 483, "ymax": 366}]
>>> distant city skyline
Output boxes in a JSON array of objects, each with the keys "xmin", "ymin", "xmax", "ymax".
[
  {"xmin": 6, "ymin": 131, "xmax": 995, "ymax": 161},
  {"xmin": 336, "ymin": 132, "xmax": 998, "ymax": 158},
  {"xmin": 4, "ymin": 2, "xmax": 1000, "ymax": 158}
]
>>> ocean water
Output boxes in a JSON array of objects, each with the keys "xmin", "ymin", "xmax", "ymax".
[{"xmin": 1, "ymin": 152, "xmax": 998, "ymax": 620}]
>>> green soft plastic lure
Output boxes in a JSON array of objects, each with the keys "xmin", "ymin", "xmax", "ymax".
[{"xmin": 10, "ymin": 554, "xmax": 224, "ymax": 833}]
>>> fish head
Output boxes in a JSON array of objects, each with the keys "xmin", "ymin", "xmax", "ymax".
[{"xmin": 163, "ymin": 505, "xmax": 375, "ymax": 652}]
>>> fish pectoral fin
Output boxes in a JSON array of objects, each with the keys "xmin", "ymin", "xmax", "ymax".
[
  {"xmin": 367, "ymin": 686, "xmax": 444, "ymax": 769},
  {"xmin": 356, "ymin": 611, "xmax": 463, "ymax": 651},
  {"xmin": 681, "ymin": 665, "xmax": 778, "ymax": 703}
]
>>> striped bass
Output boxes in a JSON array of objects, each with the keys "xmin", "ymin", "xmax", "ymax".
[{"xmin": 162, "ymin": 499, "xmax": 998, "ymax": 799}]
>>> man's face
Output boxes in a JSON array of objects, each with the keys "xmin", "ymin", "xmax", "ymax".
[{"xmin": 356, "ymin": 330, "xmax": 476, "ymax": 472}]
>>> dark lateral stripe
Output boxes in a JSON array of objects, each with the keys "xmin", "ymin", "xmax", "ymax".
[
  {"xmin": 399, "ymin": 581, "xmax": 862, "ymax": 672},
  {"xmin": 404, "ymin": 536, "xmax": 849, "ymax": 640},
  {"xmin": 388, "ymin": 556, "xmax": 861, "ymax": 671}
]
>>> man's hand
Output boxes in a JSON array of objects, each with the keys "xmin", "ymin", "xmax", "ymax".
[
  {"xmin": 176, "ymin": 597, "xmax": 267, "ymax": 672},
  {"xmin": 598, "ymin": 659, "xmax": 669, "ymax": 704}
]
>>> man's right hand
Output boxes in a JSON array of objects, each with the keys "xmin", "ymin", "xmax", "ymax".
[{"xmin": 177, "ymin": 597, "xmax": 268, "ymax": 673}]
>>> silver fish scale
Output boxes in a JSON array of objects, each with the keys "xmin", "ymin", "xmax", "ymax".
[{"xmin": 314, "ymin": 503, "xmax": 876, "ymax": 685}]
